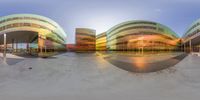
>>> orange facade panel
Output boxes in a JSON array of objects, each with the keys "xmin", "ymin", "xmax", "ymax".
[{"xmin": 76, "ymin": 28, "xmax": 96, "ymax": 51}]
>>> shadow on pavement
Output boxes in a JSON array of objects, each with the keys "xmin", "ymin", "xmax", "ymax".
[{"xmin": 5, "ymin": 58, "xmax": 24, "ymax": 66}]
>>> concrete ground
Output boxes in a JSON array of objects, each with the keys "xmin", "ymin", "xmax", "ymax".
[
  {"xmin": 103, "ymin": 52, "xmax": 187, "ymax": 72},
  {"xmin": 0, "ymin": 52, "xmax": 200, "ymax": 100}
]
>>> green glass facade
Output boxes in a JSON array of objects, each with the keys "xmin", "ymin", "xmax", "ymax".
[
  {"xmin": 0, "ymin": 14, "xmax": 67, "ymax": 57},
  {"xmin": 106, "ymin": 20, "xmax": 180, "ymax": 51},
  {"xmin": 183, "ymin": 19, "xmax": 200, "ymax": 52}
]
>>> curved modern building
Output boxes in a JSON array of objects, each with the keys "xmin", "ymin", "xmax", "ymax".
[
  {"xmin": 75, "ymin": 28, "xmax": 96, "ymax": 52},
  {"xmin": 0, "ymin": 14, "xmax": 67, "ymax": 57},
  {"xmin": 106, "ymin": 20, "xmax": 180, "ymax": 51},
  {"xmin": 96, "ymin": 32, "xmax": 107, "ymax": 51},
  {"xmin": 182, "ymin": 19, "xmax": 200, "ymax": 52}
]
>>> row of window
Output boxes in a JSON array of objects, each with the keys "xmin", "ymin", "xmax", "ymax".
[
  {"xmin": 108, "ymin": 21, "xmax": 157, "ymax": 34},
  {"xmin": 0, "ymin": 23, "xmax": 43, "ymax": 31},
  {"xmin": 0, "ymin": 23, "xmax": 65, "ymax": 42},
  {"xmin": 158, "ymin": 27, "xmax": 164, "ymax": 32},
  {"xmin": 113, "ymin": 40, "xmax": 176, "ymax": 46},
  {"xmin": 45, "ymin": 36, "xmax": 64, "ymax": 45},
  {"xmin": 78, "ymin": 38, "xmax": 96, "ymax": 42},
  {"xmin": 76, "ymin": 44, "xmax": 96, "ymax": 46},
  {"xmin": 186, "ymin": 22, "xmax": 200, "ymax": 34},
  {"xmin": 108, "ymin": 37, "xmax": 177, "ymax": 47},
  {"xmin": 185, "ymin": 29, "xmax": 200, "ymax": 38},
  {"xmin": 96, "ymin": 46, "xmax": 106, "ymax": 49},
  {"xmin": 76, "ymin": 33, "xmax": 96, "ymax": 38},
  {"xmin": 96, "ymin": 42, "xmax": 106, "ymax": 45},
  {"xmin": 96, "ymin": 33, "xmax": 106, "ymax": 39},
  {"xmin": 107, "ymin": 26, "xmax": 160, "ymax": 39},
  {"xmin": 96, "ymin": 39, "xmax": 106, "ymax": 43},
  {"xmin": 0, "ymin": 16, "xmax": 57, "ymax": 28},
  {"xmin": 107, "ymin": 32, "xmax": 174, "ymax": 43},
  {"xmin": 96, "ymin": 46, "xmax": 106, "ymax": 48}
]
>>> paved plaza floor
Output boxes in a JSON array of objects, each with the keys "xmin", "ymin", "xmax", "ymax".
[
  {"xmin": 0, "ymin": 52, "xmax": 200, "ymax": 100},
  {"xmin": 101, "ymin": 52, "xmax": 187, "ymax": 73}
]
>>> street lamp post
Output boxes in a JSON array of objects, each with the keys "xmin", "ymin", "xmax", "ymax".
[{"xmin": 3, "ymin": 33, "xmax": 6, "ymax": 63}]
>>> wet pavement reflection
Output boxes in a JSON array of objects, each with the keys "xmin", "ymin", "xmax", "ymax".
[{"xmin": 100, "ymin": 52, "xmax": 188, "ymax": 73}]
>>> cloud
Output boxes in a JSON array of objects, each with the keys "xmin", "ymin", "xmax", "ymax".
[{"xmin": 155, "ymin": 9, "xmax": 162, "ymax": 13}]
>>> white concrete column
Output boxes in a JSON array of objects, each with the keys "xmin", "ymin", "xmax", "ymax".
[
  {"xmin": 45, "ymin": 46, "xmax": 47, "ymax": 53},
  {"xmin": 44, "ymin": 37, "xmax": 46, "ymax": 53},
  {"xmin": 16, "ymin": 40, "xmax": 18, "ymax": 53},
  {"xmin": 189, "ymin": 40, "xmax": 192, "ymax": 53},
  {"xmin": 198, "ymin": 46, "xmax": 200, "ymax": 52},
  {"xmin": 27, "ymin": 42, "xmax": 29, "ymax": 53},
  {"xmin": 12, "ymin": 39, "xmax": 14, "ymax": 53},
  {"xmin": 3, "ymin": 34, "xmax": 6, "ymax": 62},
  {"xmin": 184, "ymin": 43, "xmax": 186, "ymax": 52}
]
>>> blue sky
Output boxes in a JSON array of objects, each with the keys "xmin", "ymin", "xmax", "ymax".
[{"xmin": 0, "ymin": 0, "xmax": 200, "ymax": 43}]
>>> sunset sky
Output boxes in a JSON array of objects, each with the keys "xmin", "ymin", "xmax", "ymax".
[{"xmin": 0, "ymin": 0, "xmax": 200, "ymax": 43}]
